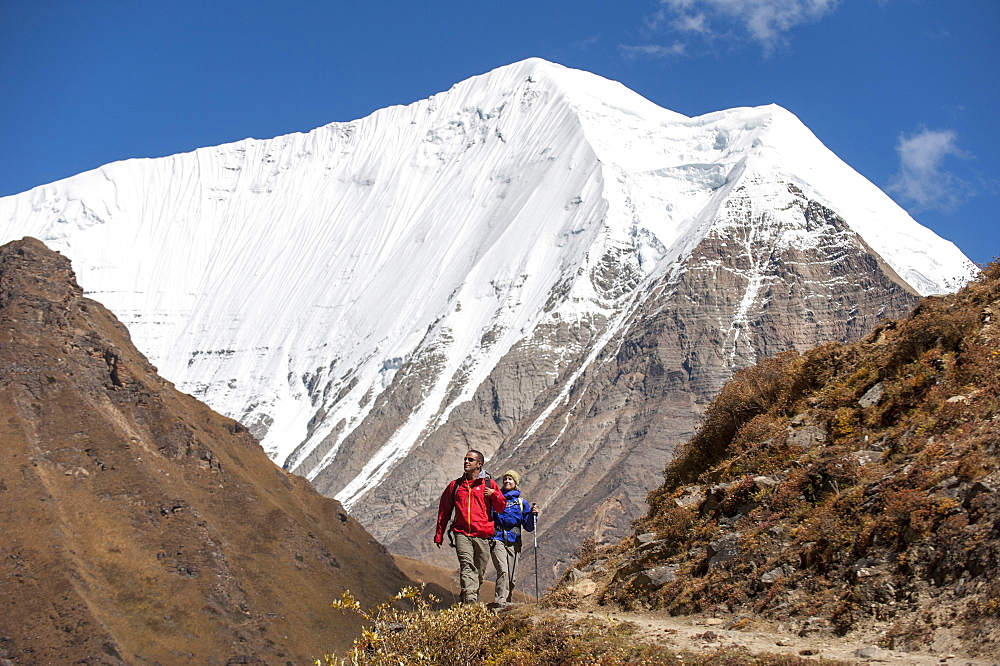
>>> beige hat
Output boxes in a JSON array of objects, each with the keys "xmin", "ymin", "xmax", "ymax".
[{"xmin": 502, "ymin": 470, "xmax": 520, "ymax": 486}]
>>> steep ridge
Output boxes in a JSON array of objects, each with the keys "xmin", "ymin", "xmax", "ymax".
[
  {"xmin": 553, "ymin": 261, "xmax": 1000, "ymax": 659},
  {"xmin": 0, "ymin": 238, "xmax": 410, "ymax": 663},
  {"xmin": 0, "ymin": 59, "xmax": 977, "ymax": 586}
]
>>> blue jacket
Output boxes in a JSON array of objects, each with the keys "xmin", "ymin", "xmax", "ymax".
[{"xmin": 492, "ymin": 489, "xmax": 535, "ymax": 543}]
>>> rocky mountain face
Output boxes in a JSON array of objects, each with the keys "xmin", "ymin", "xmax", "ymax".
[
  {"xmin": 0, "ymin": 59, "xmax": 975, "ymax": 591},
  {"xmin": 0, "ymin": 238, "xmax": 410, "ymax": 664},
  {"xmin": 553, "ymin": 261, "xmax": 1000, "ymax": 659}
]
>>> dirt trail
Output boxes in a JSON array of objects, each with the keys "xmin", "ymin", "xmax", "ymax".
[
  {"xmin": 392, "ymin": 555, "xmax": 997, "ymax": 664},
  {"xmin": 540, "ymin": 607, "xmax": 998, "ymax": 665}
]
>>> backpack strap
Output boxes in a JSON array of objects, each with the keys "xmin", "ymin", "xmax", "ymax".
[
  {"xmin": 447, "ymin": 477, "xmax": 463, "ymax": 543},
  {"xmin": 509, "ymin": 497, "xmax": 525, "ymax": 535}
]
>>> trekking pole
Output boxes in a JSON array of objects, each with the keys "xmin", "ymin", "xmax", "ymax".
[{"xmin": 533, "ymin": 511, "xmax": 539, "ymax": 601}]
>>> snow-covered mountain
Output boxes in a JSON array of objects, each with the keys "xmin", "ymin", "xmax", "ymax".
[{"xmin": 0, "ymin": 58, "xmax": 976, "ymax": 580}]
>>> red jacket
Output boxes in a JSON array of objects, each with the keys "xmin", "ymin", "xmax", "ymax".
[{"xmin": 435, "ymin": 475, "xmax": 505, "ymax": 542}]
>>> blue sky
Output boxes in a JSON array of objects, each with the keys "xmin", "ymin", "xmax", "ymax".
[{"xmin": 2, "ymin": 0, "xmax": 997, "ymax": 264}]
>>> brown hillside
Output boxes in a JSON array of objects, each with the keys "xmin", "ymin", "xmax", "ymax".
[
  {"xmin": 0, "ymin": 238, "xmax": 411, "ymax": 664},
  {"xmin": 552, "ymin": 260, "xmax": 1000, "ymax": 659}
]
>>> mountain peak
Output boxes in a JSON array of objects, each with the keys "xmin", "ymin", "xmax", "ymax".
[{"xmin": 0, "ymin": 235, "xmax": 82, "ymax": 303}]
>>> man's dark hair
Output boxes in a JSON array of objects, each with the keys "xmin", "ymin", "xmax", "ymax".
[{"xmin": 466, "ymin": 449, "xmax": 485, "ymax": 465}]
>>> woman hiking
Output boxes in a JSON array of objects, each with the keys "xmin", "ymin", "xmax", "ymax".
[{"xmin": 490, "ymin": 470, "xmax": 537, "ymax": 607}]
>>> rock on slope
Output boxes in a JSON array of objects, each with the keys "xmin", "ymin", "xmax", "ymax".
[
  {"xmin": 0, "ymin": 237, "xmax": 410, "ymax": 664},
  {"xmin": 553, "ymin": 261, "xmax": 1000, "ymax": 659}
]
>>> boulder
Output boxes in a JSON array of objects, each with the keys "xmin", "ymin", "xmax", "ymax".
[
  {"xmin": 787, "ymin": 424, "xmax": 827, "ymax": 448},
  {"xmin": 850, "ymin": 450, "xmax": 882, "ymax": 466},
  {"xmin": 634, "ymin": 565, "xmax": 678, "ymax": 591},
  {"xmin": 854, "ymin": 646, "xmax": 889, "ymax": 659},
  {"xmin": 566, "ymin": 578, "xmax": 599, "ymax": 597},
  {"xmin": 859, "ymin": 382, "xmax": 885, "ymax": 408},
  {"xmin": 760, "ymin": 564, "xmax": 793, "ymax": 584},
  {"xmin": 675, "ymin": 486, "xmax": 706, "ymax": 509},
  {"xmin": 707, "ymin": 533, "xmax": 742, "ymax": 569}
]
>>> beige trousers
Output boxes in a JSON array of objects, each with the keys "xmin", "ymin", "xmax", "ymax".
[
  {"xmin": 453, "ymin": 532, "xmax": 491, "ymax": 603},
  {"xmin": 491, "ymin": 539, "xmax": 522, "ymax": 603}
]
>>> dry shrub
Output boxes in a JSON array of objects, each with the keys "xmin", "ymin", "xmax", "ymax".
[
  {"xmin": 637, "ymin": 504, "xmax": 696, "ymax": 549},
  {"xmin": 661, "ymin": 351, "xmax": 802, "ymax": 491},
  {"xmin": 956, "ymin": 447, "xmax": 994, "ymax": 481},
  {"xmin": 879, "ymin": 617, "xmax": 936, "ymax": 652},
  {"xmin": 721, "ymin": 414, "xmax": 800, "ymax": 478},
  {"xmin": 963, "ymin": 577, "xmax": 1000, "ymax": 623},
  {"xmin": 718, "ymin": 475, "xmax": 758, "ymax": 515},
  {"xmin": 886, "ymin": 298, "xmax": 980, "ymax": 374},
  {"xmin": 319, "ymin": 587, "xmax": 519, "ymax": 665}
]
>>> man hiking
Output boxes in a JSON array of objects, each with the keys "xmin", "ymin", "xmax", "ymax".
[{"xmin": 435, "ymin": 449, "xmax": 506, "ymax": 604}]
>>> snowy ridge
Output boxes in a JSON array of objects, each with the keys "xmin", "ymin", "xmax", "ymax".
[{"xmin": 0, "ymin": 59, "xmax": 976, "ymax": 505}]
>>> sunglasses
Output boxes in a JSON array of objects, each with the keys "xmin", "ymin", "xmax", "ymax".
[{"xmin": 463, "ymin": 457, "xmax": 478, "ymax": 462}]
